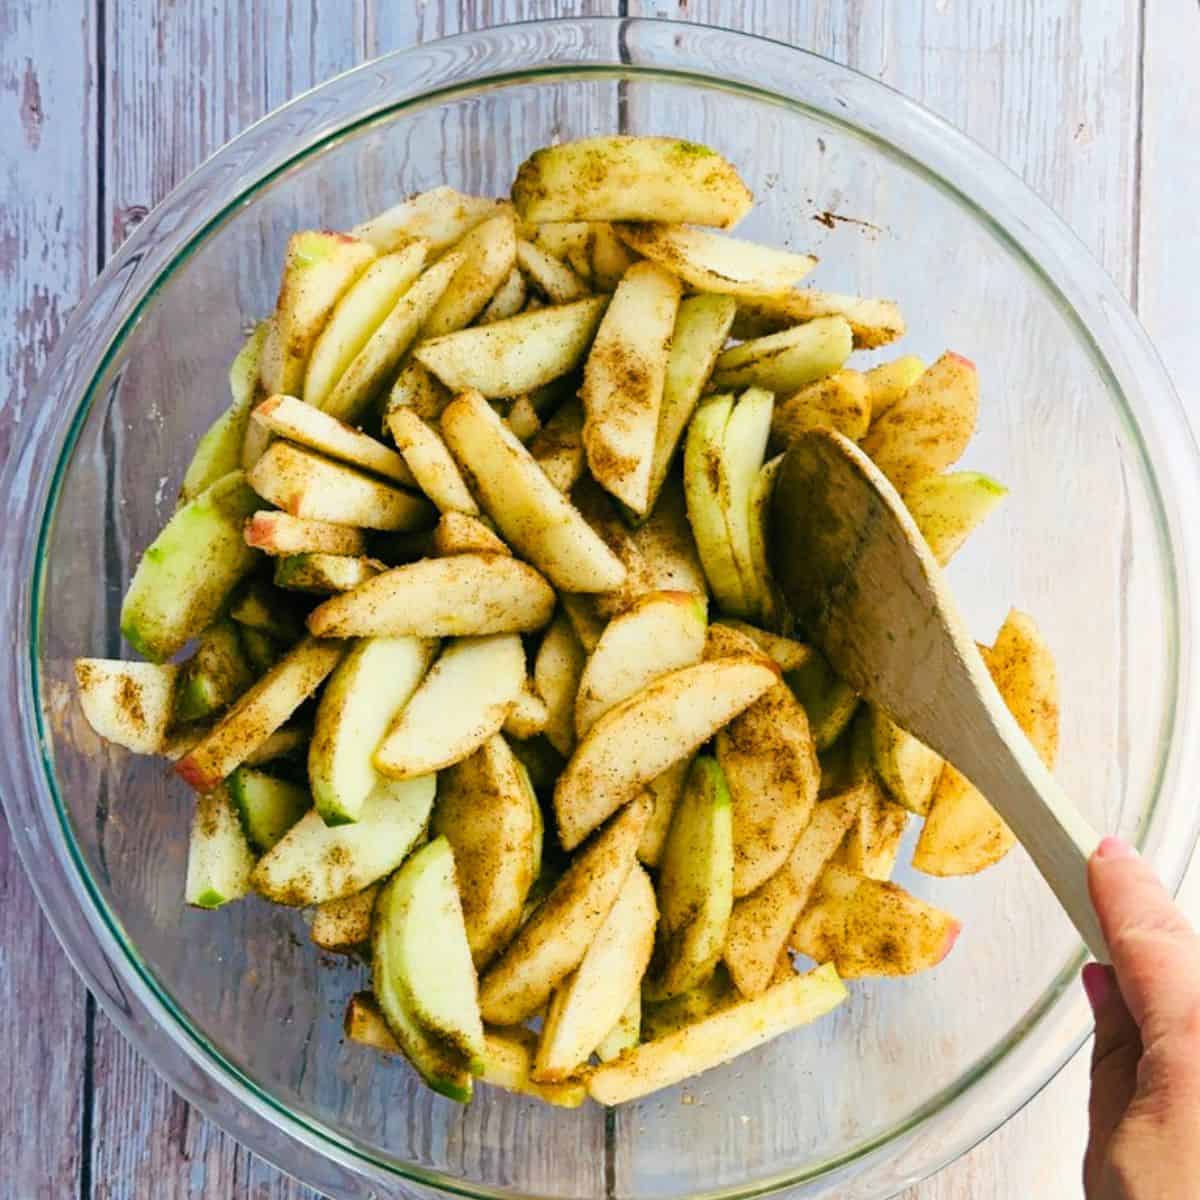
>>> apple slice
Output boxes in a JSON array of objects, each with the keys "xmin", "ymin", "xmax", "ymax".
[
  {"xmin": 642, "ymin": 964, "xmax": 737, "ymax": 1041},
  {"xmin": 321, "ymin": 249, "xmax": 464, "ymax": 424},
  {"xmin": 716, "ymin": 620, "xmax": 812, "ymax": 672},
  {"xmin": 595, "ymin": 995, "xmax": 641, "ymax": 1063},
  {"xmin": 639, "ymin": 293, "xmax": 738, "ymax": 518},
  {"xmin": 559, "ymin": 593, "xmax": 605, "ymax": 654},
  {"xmin": 590, "ymin": 222, "xmax": 639, "ymax": 289},
  {"xmin": 512, "ymin": 136, "xmax": 753, "ymax": 229},
  {"xmin": 649, "ymin": 756, "xmax": 734, "ymax": 999},
  {"xmin": 386, "ymin": 359, "xmax": 452, "ymax": 423},
  {"xmin": 628, "ymin": 473, "xmax": 709, "ymax": 599},
  {"xmin": 353, "ymin": 187, "xmax": 509, "ymax": 254},
  {"xmin": 274, "ymin": 553, "xmax": 383, "ymax": 595},
  {"xmin": 184, "ymin": 786, "xmax": 256, "ymax": 909},
  {"xmin": 637, "ymin": 756, "xmax": 692, "ymax": 869},
  {"xmin": 386, "ymin": 407, "xmax": 479, "ymax": 515},
  {"xmin": 861, "ymin": 351, "xmax": 979, "ymax": 491},
  {"xmin": 792, "ymin": 865, "xmax": 962, "ymax": 977},
  {"xmin": 252, "ymin": 393, "xmax": 413, "ymax": 485},
  {"xmin": 902, "ymin": 471, "xmax": 1008, "ymax": 565},
  {"xmin": 247, "ymin": 442, "xmax": 433, "ymax": 531},
  {"xmin": 534, "ymin": 865, "xmax": 657, "ymax": 1081},
  {"xmin": 479, "ymin": 795, "xmax": 650, "ymax": 1025},
  {"xmin": 529, "ymin": 397, "xmax": 586, "ymax": 494},
  {"xmin": 432, "ymin": 512, "xmax": 509, "ymax": 557},
  {"xmin": 478, "ymin": 266, "xmax": 528, "ymax": 323},
  {"xmin": 719, "ymin": 388, "xmax": 775, "ymax": 622},
  {"xmin": 831, "ymin": 715, "xmax": 910, "ymax": 881},
  {"xmin": 173, "ymin": 620, "xmax": 253, "ymax": 724},
  {"xmin": 309, "ymin": 636, "xmax": 436, "ymax": 824},
  {"xmin": 310, "ymin": 884, "xmax": 379, "ymax": 952},
  {"xmin": 616, "ymin": 223, "xmax": 816, "ymax": 295},
  {"xmin": 574, "ymin": 591, "xmax": 708, "ymax": 738},
  {"xmin": 516, "ymin": 238, "xmax": 590, "ymax": 303},
  {"xmin": 74, "ymin": 659, "xmax": 179, "ymax": 754},
  {"xmin": 712, "ymin": 315, "xmax": 853, "ymax": 394},
  {"xmin": 374, "ymin": 634, "xmax": 524, "ymax": 778},
  {"xmin": 786, "ymin": 648, "xmax": 860, "ymax": 752},
  {"xmin": 581, "ymin": 261, "xmax": 681, "ymax": 514},
  {"xmin": 868, "ymin": 706, "xmax": 943, "ymax": 816},
  {"xmin": 554, "ymin": 655, "xmax": 778, "ymax": 850},
  {"xmin": 588, "ymin": 964, "xmax": 847, "ymax": 1105},
  {"xmin": 914, "ymin": 610, "xmax": 1058, "ymax": 876},
  {"xmin": 440, "ymin": 390, "xmax": 627, "ymax": 593},
  {"xmin": 503, "ymin": 678, "xmax": 549, "ymax": 740},
  {"xmin": 176, "ymin": 638, "xmax": 344, "ymax": 792},
  {"xmin": 415, "ymin": 297, "xmax": 606, "ymax": 398},
  {"xmin": 731, "ymin": 288, "xmax": 905, "ymax": 350},
  {"xmin": 253, "ymin": 774, "xmax": 434, "ymax": 905},
  {"xmin": 245, "ymin": 511, "xmax": 366, "ymax": 557},
  {"xmin": 745, "ymin": 455, "xmax": 783, "ymax": 628},
  {"xmin": 722, "ymin": 786, "xmax": 860, "ymax": 997},
  {"xmin": 302, "ymin": 242, "xmax": 429, "ymax": 409},
  {"xmin": 423, "ymin": 212, "xmax": 518, "ymax": 338},
  {"xmin": 432, "ymin": 735, "xmax": 541, "ymax": 968},
  {"xmin": 863, "ymin": 354, "xmax": 925, "ymax": 419},
  {"xmin": 684, "ymin": 394, "xmax": 749, "ymax": 615},
  {"xmin": 227, "ymin": 767, "xmax": 309, "ymax": 852},
  {"xmin": 258, "ymin": 231, "xmax": 378, "ymax": 397},
  {"xmin": 307, "ymin": 554, "xmax": 554, "ymax": 638},
  {"xmin": 771, "ymin": 369, "xmax": 871, "ymax": 447},
  {"xmin": 534, "ymin": 611, "xmax": 586, "ymax": 757},
  {"xmin": 120, "ymin": 471, "xmax": 261, "ymax": 661}
]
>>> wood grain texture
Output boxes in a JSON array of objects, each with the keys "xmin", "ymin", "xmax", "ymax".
[{"xmin": 0, "ymin": 2, "xmax": 97, "ymax": 1198}]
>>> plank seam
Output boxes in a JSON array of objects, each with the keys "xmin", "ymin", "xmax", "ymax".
[{"xmin": 1131, "ymin": 0, "xmax": 1147, "ymax": 310}]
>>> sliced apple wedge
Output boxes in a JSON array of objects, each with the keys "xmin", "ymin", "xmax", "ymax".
[
  {"xmin": 386, "ymin": 359, "xmax": 452, "ymax": 423},
  {"xmin": 723, "ymin": 787, "xmax": 859, "ymax": 998},
  {"xmin": 516, "ymin": 237, "xmax": 590, "ymax": 303},
  {"xmin": 252, "ymin": 393, "xmax": 413, "ymax": 485},
  {"xmin": 309, "ymin": 635, "xmax": 436, "ymax": 824},
  {"xmin": 712, "ymin": 315, "xmax": 853, "ymax": 394},
  {"xmin": 786, "ymin": 648, "xmax": 860, "ymax": 752},
  {"xmin": 478, "ymin": 795, "xmax": 650, "ymax": 1025},
  {"xmin": 595, "ymin": 995, "xmax": 641, "ymax": 1063},
  {"xmin": 745, "ymin": 455, "xmax": 783, "ymax": 627},
  {"xmin": 580, "ymin": 261, "xmax": 681, "ymax": 514},
  {"xmin": 915, "ymin": 610, "xmax": 1058, "ymax": 876},
  {"xmin": 185, "ymin": 785, "xmax": 256, "ymax": 909},
  {"xmin": 833, "ymin": 719, "xmax": 910, "ymax": 881},
  {"xmin": 423, "ymin": 212, "xmax": 518, "ymax": 338},
  {"xmin": 173, "ymin": 620, "xmax": 252, "ymax": 724},
  {"xmin": 245, "ymin": 511, "xmax": 367, "ymax": 557},
  {"xmin": 74, "ymin": 659, "xmax": 179, "ymax": 754},
  {"xmin": 308, "ymin": 554, "xmax": 554, "ymax": 638},
  {"xmin": 512, "ymin": 135, "xmax": 753, "ymax": 229},
  {"xmin": 415, "ymin": 298, "xmax": 606, "ymax": 398},
  {"xmin": 227, "ymin": 766, "xmax": 309, "ymax": 851},
  {"xmin": 534, "ymin": 611, "xmax": 586, "ymax": 757},
  {"xmin": 302, "ymin": 242, "xmax": 429, "ymax": 409},
  {"xmin": 616, "ymin": 223, "xmax": 816, "ymax": 295},
  {"xmin": 258, "ymin": 231, "xmax": 379, "ymax": 396},
  {"xmin": 247, "ymin": 442, "xmax": 433, "ymax": 531},
  {"xmin": 478, "ymin": 266, "xmax": 528, "ymax": 323},
  {"xmin": 386, "ymin": 407, "xmax": 479, "ymax": 515},
  {"xmin": 589, "ymin": 221, "xmax": 640, "ymax": 289},
  {"xmin": 863, "ymin": 354, "xmax": 925, "ymax": 419},
  {"xmin": 433, "ymin": 735, "xmax": 541, "ymax": 968},
  {"xmin": 628, "ymin": 473, "xmax": 709, "ymax": 600},
  {"xmin": 642, "ymin": 964, "xmax": 737, "ymax": 1041},
  {"xmin": 902, "ymin": 471, "xmax": 1008, "ymax": 565},
  {"xmin": 310, "ymin": 884, "xmax": 379, "ymax": 952},
  {"xmin": 274, "ymin": 553, "xmax": 383, "ymax": 594},
  {"xmin": 731, "ymin": 288, "xmax": 905, "ymax": 350},
  {"xmin": 869, "ymin": 705, "xmax": 943, "ymax": 816},
  {"xmin": 574, "ymin": 590, "xmax": 708, "ymax": 738},
  {"xmin": 555, "ymin": 655, "xmax": 778, "ymax": 850},
  {"xmin": 503, "ymin": 678, "xmax": 548, "ymax": 740},
  {"xmin": 253, "ymin": 773, "xmax": 434, "ymax": 905},
  {"xmin": 440, "ymin": 390, "xmax": 626, "ymax": 593},
  {"xmin": 639, "ymin": 293, "xmax": 738, "ymax": 518},
  {"xmin": 529, "ymin": 397, "xmax": 586, "ymax": 494},
  {"xmin": 720, "ymin": 388, "xmax": 775, "ymax": 622},
  {"xmin": 321, "ymin": 249, "xmax": 464, "ymax": 424},
  {"xmin": 534, "ymin": 865, "xmax": 657, "ymax": 1081},
  {"xmin": 374, "ymin": 634, "xmax": 525, "ymax": 778},
  {"xmin": 792, "ymin": 865, "xmax": 962, "ymax": 977},
  {"xmin": 588, "ymin": 964, "xmax": 847, "ymax": 1105},
  {"xmin": 861, "ymin": 351, "xmax": 979, "ymax": 492},
  {"xmin": 353, "ymin": 187, "xmax": 509, "ymax": 254},
  {"xmin": 431, "ymin": 511, "xmax": 509, "ymax": 557},
  {"xmin": 770, "ymin": 369, "xmax": 871, "ymax": 446},
  {"xmin": 649, "ymin": 756, "xmax": 734, "ymax": 999},
  {"xmin": 176, "ymin": 637, "xmax": 345, "ymax": 792},
  {"xmin": 716, "ymin": 621, "xmax": 812, "ymax": 673},
  {"xmin": 121, "ymin": 470, "xmax": 261, "ymax": 661},
  {"xmin": 638, "ymin": 756, "xmax": 692, "ymax": 869}
]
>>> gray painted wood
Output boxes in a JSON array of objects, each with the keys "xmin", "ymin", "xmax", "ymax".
[{"xmin": 3, "ymin": 1, "xmax": 1199, "ymax": 1197}]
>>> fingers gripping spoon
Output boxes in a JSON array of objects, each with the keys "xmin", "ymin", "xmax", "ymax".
[{"xmin": 770, "ymin": 428, "xmax": 1109, "ymax": 962}]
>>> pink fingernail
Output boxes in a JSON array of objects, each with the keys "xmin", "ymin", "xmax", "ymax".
[
  {"xmin": 1082, "ymin": 963, "xmax": 1115, "ymax": 1015},
  {"xmin": 1096, "ymin": 836, "xmax": 1138, "ymax": 861}
]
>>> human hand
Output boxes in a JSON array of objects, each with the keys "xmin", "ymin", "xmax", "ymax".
[{"xmin": 1083, "ymin": 836, "xmax": 1200, "ymax": 1198}]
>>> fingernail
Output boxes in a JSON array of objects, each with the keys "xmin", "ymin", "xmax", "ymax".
[
  {"xmin": 1082, "ymin": 962, "xmax": 1115, "ymax": 1015},
  {"xmin": 1096, "ymin": 836, "xmax": 1138, "ymax": 861}
]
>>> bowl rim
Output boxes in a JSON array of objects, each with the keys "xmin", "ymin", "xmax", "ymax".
[{"xmin": 4, "ymin": 15, "xmax": 1200, "ymax": 1200}]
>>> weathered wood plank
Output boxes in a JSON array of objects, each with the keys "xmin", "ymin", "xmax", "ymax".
[{"xmin": 0, "ymin": 1, "xmax": 97, "ymax": 1197}]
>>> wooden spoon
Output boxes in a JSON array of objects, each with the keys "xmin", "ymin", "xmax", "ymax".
[{"xmin": 770, "ymin": 428, "xmax": 1108, "ymax": 961}]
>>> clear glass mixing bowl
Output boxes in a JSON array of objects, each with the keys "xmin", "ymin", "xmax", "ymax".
[{"xmin": 3, "ymin": 18, "xmax": 1199, "ymax": 1200}]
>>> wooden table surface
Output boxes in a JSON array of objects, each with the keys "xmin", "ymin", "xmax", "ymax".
[{"xmin": 3, "ymin": 1, "xmax": 1198, "ymax": 1196}]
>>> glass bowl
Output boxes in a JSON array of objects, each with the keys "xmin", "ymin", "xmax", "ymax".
[{"xmin": 4, "ymin": 18, "xmax": 1199, "ymax": 1200}]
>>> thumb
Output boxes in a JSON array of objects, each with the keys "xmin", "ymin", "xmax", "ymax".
[{"xmin": 1088, "ymin": 836, "xmax": 1200, "ymax": 1044}]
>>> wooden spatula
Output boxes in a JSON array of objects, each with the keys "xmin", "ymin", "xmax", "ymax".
[{"xmin": 770, "ymin": 428, "xmax": 1108, "ymax": 962}]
